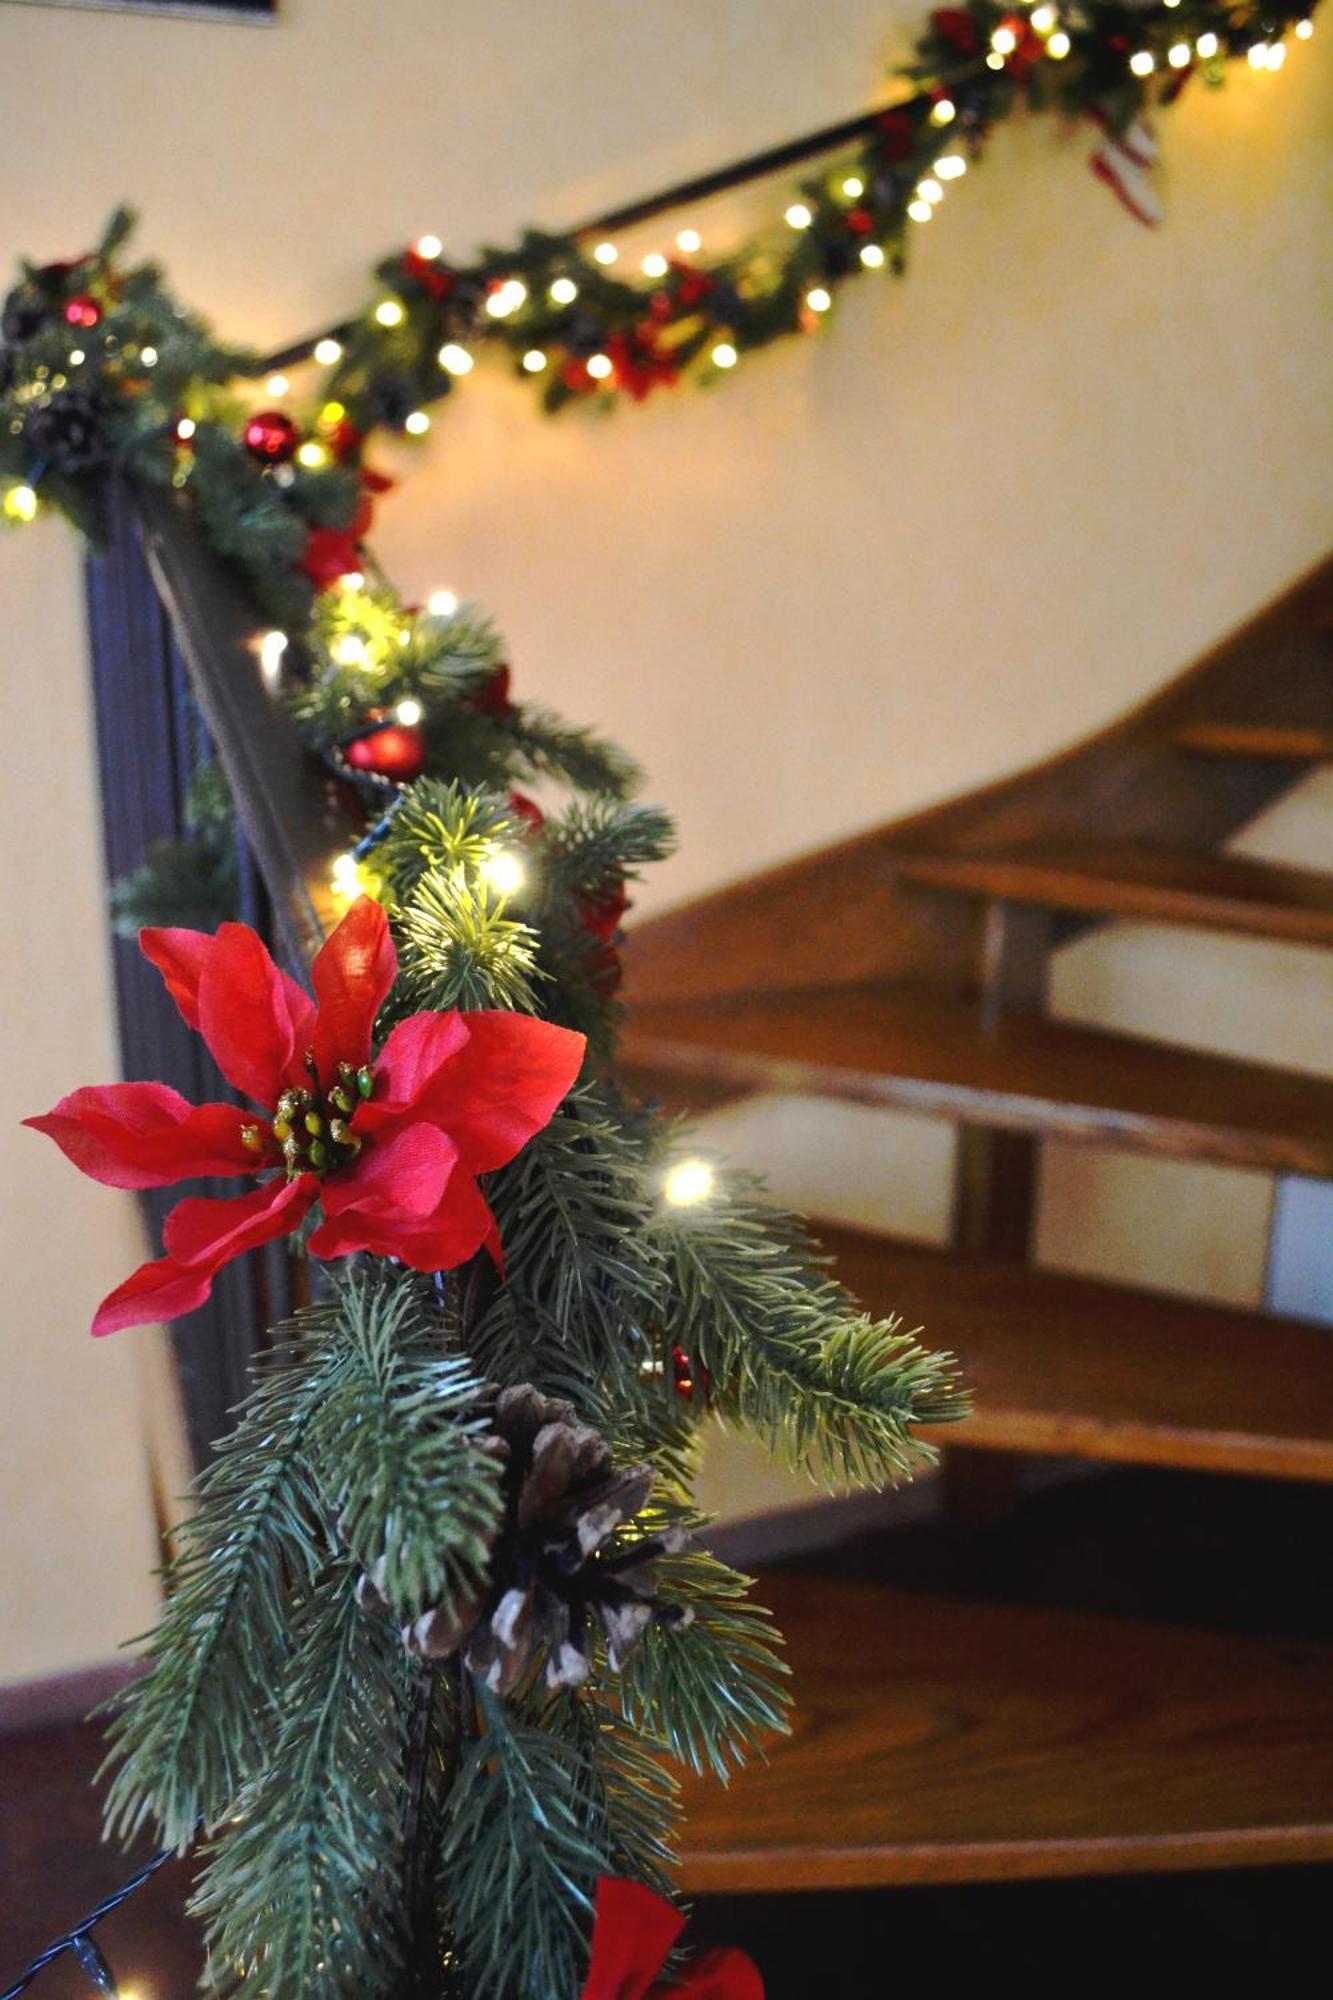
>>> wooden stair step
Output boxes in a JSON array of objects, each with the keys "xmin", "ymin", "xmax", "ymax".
[
  {"xmin": 896, "ymin": 841, "xmax": 1333, "ymax": 948},
  {"xmin": 678, "ymin": 1572, "xmax": 1333, "ymax": 1890},
  {"xmin": 818, "ymin": 1223, "xmax": 1333, "ymax": 1482},
  {"xmin": 622, "ymin": 986, "xmax": 1333, "ymax": 1176},
  {"xmin": 1179, "ymin": 721, "xmax": 1333, "ymax": 762}
]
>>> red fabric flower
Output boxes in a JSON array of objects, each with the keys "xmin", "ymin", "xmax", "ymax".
[
  {"xmin": 25, "ymin": 899, "xmax": 584, "ymax": 1336},
  {"xmin": 299, "ymin": 525, "xmax": 365, "ymax": 591},
  {"xmin": 472, "ymin": 662, "xmax": 516, "ymax": 719},
  {"xmin": 606, "ymin": 327, "xmax": 680, "ymax": 402},
  {"xmin": 876, "ymin": 108, "xmax": 917, "ymax": 162},
  {"xmin": 581, "ymin": 1879, "xmax": 763, "ymax": 2000},
  {"xmin": 931, "ymin": 7, "xmax": 980, "ymax": 56},
  {"xmin": 999, "ymin": 12, "xmax": 1045, "ymax": 78}
]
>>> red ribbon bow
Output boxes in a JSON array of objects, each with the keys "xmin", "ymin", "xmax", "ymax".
[{"xmin": 580, "ymin": 1879, "xmax": 763, "ymax": 2000}]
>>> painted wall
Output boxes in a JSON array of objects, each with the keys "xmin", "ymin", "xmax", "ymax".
[{"xmin": 0, "ymin": 0, "xmax": 1330, "ymax": 1673}]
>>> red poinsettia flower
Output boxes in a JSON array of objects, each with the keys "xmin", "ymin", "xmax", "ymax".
[
  {"xmin": 931, "ymin": 7, "xmax": 980, "ymax": 56},
  {"xmin": 581, "ymin": 1879, "xmax": 763, "ymax": 2000},
  {"xmin": 605, "ymin": 326, "xmax": 681, "ymax": 402},
  {"xmin": 25, "ymin": 899, "xmax": 584, "ymax": 1336}
]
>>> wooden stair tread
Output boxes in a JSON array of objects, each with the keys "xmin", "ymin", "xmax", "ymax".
[
  {"xmin": 677, "ymin": 1572, "xmax": 1333, "ymax": 1889},
  {"xmin": 896, "ymin": 841, "xmax": 1333, "ymax": 947},
  {"xmin": 622, "ymin": 986, "xmax": 1333, "ymax": 1176},
  {"xmin": 818, "ymin": 1223, "xmax": 1333, "ymax": 1481},
  {"xmin": 1179, "ymin": 721, "xmax": 1333, "ymax": 762}
]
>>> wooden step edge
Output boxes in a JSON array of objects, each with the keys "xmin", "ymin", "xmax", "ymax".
[
  {"xmin": 1178, "ymin": 722, "xmax": 1333, "ymax": 762},
  {"xmin": 946, "ymin": 1405, "xmax": 1333, "ymax": 1485}
]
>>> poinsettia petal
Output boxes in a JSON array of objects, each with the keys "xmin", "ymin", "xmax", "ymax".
[
  {"xmin": 311, "ymin": 896, "xmax": 396, "ymax": 1083},
  {"xmin": 139, "ymin": 927, "xmax": 212, "ymax": 1030},
  {"xmin": 581, "ymin": 1879, "xmax": 683, "ymax": 2000},
  {"xmin": 24, "ymin": 1084, "xmax": 265, "ymax": 1189},
  {"xmin": 356, "ymin": 1011, "xmax": 471, "ymax": 1133},
  {"xmin": 91, "ymin": 1255, "xmax": 221, "ymax": 1338},
  {"xmin": 161, "ymin": 1173, "xmax": 317, "ymax": 1269},
  {"xmin": 309, "ymin": 1152, "xmax": 500, "ymax": 1273},
  {"xmin": 410, "ymin": 1013, "xmax": 586, "ymax": 1172},
  {"xmin": 197, "ymin": 924, "xmax": 308, "ymax": 1108},
  {"xmin": 320, "ymin": 1121, "xmax": 458, "ymax": 1220},
  {"xmin": 668, "ymin": 1947, "xmax": 765, "ymax": 1999}
]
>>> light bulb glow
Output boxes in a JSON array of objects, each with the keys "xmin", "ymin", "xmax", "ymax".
[
  {"xmin": 374, "ymin": 299, "xmax": 405, "ymax": 327},
  {"xmin": 330, "ymin": 852, "xmax": 364, "ymax": 903},
  {"xmin": 1296, "ymin": 18, "xmax": 1314, "ymax": 38},
  {"xmin": 1248, "ymin": 40, "xmax": 1269, "ymax": 65},
  {"xmin": 394, "ymin": 697, "xmax": 423, "ymax": 725},
  {"xmin": 1129, "ymin": 49, "xmax": 1155, "ymax": 74},
  {"xmin": 1031, "ymin": 4, "xmax": 1056, "ymax": 31},
  {"xmin": 404, "ymin": 410, "xmax": 431, "ymax": 435},
  {"xmin": 785, "ymin": 203, "xmax": 813, "ymax": 229},
  {"xmin": 257, "ymin": 629, "xmax": 288, "ymax": 682},
  {"xmin": 1196, "ymin": 31, "xmax": 1219, "ymax": 55},
  {"xmin": 935, "ymin": 154, "xmax": 967, "ymax": 179},
  {"xmin": 1266, "ymin": 39, "xmax": 1286, "ymax": 67},
  {"xmin": 4, "ymin": 483, "xmax": 38, "ymax": 523},
  {"xmin": 522, "ymin": 348, "xmax": 548, "ymax": 372},
  {"xmin": 806, "ymin": 287, "xmax": 833, "ymax": 313},
  {"xmin": 641, "ymin": 252, "xmax": 669, "ymax": 278},
  {"xmin": 265, "ymin": 372, "xmax": 289, "ymax": 397},
  {"xmin": 176, "ymin": 416, "xmax": 197, "ymax": 440},
  {"xmin": 841, "ymin": 174, "xmax": 865, "ymax": 199},
  {"xmin": 334, "ymin": 635, "xmax": 368, "ymax": 666},
  {"xmin": 593, "ymin": 241, "xmax": 619, "ymax": 265},
  {"xmin": 296, "ymin": 440, "xmax": 328, "ymax": 468},
  {"xmin": 314, "ymin": 337, "xmax": 343, "ymax": 365},
  {"xmin": 676, "ymin": 227, "xmax": 702, "ymax": 253},
  {"xmin": 428, "ymin": 588, "xmax": 458, "ymax": 617},
  {"xmin": 663, "ymin": 1158, "xmax": 715, "ymax": 1208},
  {"xmin": 140, "ymin": 346, "xmax": 158, "ymax": 368},
  {"xmin": 338, "ymin": 571, "xmax": 365, "ymax": 593},
  {"xmin": 438, "ymin": 342, "xmax": 474, "ymax": 375},
  {"xmin": 917, "ymin": 177, "xmax": 944, "ymax": 204},
  {"xmin": 991, "ymin": 25, "xmax": 1017, "ymax": 53},
  {"xmin": 486, "ymin": 279, "xmax": 527, "ymax": 319},
  {"xmin": 860, "ymin": 242, "xmax": 887, "ymax": 264},
  {"xmin": 1168, "ymin": 40, "xmax": 1191, "ymax": 65},
  {"xmin": 320, "ymin": 400, "xmax": 347, "ymax": 426},
  {"xmin": 69, "ymin": 348, "xmax": 85, "ymax": 365},
  {"xmin": 414, "ymin": 234, "xmax": 443, "ymax": 259},
  {"xmin": 481, "ymin": 849, "xmax": 525, "ymax": 897},
  {"xmin": 587, "ymin": 352, "xmax": 614, "ymax": 380},
  {"xmin": 907, "ymin": 200, "xmax": 933, "ymax": 223},
  {"xmin": 711, "ymin": 341, "xmax": 738, "ymax": 368},
  {"xmin": 986, "ymin": 51, "xmax": 1006, "ymax": 68},
  {"xmin": 931, "ymin": 97, "xmax": 957, "ymax": 124},
  {"xmin": 1048, "ymin": 29, "xmax": 1071, "ymax": 56}
]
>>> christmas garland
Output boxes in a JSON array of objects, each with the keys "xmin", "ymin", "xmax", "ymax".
[{"xmin": 5, "ymin": 8, "xmax": 1320, "ymax": 1993}]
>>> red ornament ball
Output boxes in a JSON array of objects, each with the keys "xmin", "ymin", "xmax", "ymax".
[
  {"xmin": 63, "ymin": 294, "xmax": 102, "ymax": 330},
  {"xmin": 243, "ymin": 409, "xmax": 300, "ymax": 464},
  {"xmin": 344, "ymin": 716, "xmax": 426, "ymax": 783}
]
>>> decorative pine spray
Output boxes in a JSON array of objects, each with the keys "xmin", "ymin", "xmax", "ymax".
[{"xmin": 30, "ymin": 769, "xmax": 966, "ymax": 1996}]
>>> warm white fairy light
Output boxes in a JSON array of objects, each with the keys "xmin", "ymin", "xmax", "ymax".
[
  {"xmin": 438, "ymin": 342, "xmax": 474, "ymax": 375},
  {"xmin": 330, "ymin": 852, "xmax": 363, "ymax": 903},
  {"xmin": 523, "ymin": 348, "xmax": 548, "ymax": 372},
  {"xmin": 257, "ymin": 629, "xmax": 288, "ymax": 682},
  {"xmin": 374, "ymin": 298, "xmax": 405, "ymax": 327},
  {"xmin": 785, "ymin": 203, "xmax": 813, "ymax": 229},
  {"xmin": 1248, "ymin": 40, "xmax": 1269, "ymax": 65},
  {"xmin": 296, "ymin": 439, "xmax": 329, "ymax": 467},
  {"xmin": 69, "ymin": 348, "xmax": 85, "ymax": 365},
  {"xmin": 1196, "ymin": 31, "xmax": 1219, "ymax": 56},
  {"xmin": 140, "ymin": 346, "xmax": 158, "ymax": 367},
  {"xmin": 1048, "ymin": 30, "xmax": 1071, "ymax": 56},
  {"xmin": 841, "ymin": 174, "xmax": 865, "ymax": 199},
  {"xmin": 1168, "ymin": 41, "xmax": 1191, "ymax": 65},
  {"xmin": 414, "ymin": 234, "xmax": 443, "ymax": 260},
  {"xmin": 931, "ymin": 97, "xmax": 957, "ymax": 124},
  {"xmin": 1266, "ymin": 39, "xmax": 1287, "ymax": 67},
  {"xmin": 266, "ymin": 372, "xmax": 289, "ymax": 397},
  {"xmin": 593, "ymin": 241, "xmax": 619, "ymax": 265},
  {"xmin": 394, "ymin": 697, "xmax": 423, "ymax": 725},
  {"xmin": 991, "ymin": 25, "xmax": 1017, "ymax": 53},
  {"xmin": 1031, "ymin": 4, "xmax": 1057, "ymax": 31},
  {"xmin": 176, "ymin": 416, "xmax": 197, "ymax": 440},
  {"xmin": 641, "ymin": 252, "xmax": 669, "ymax": 278},
  {"xmin": 4, "ymin": 482, "xmax": 38, "ymax": 523},
  {"xmin": 935, "ymin": 154, "xmax": 967, "ymax": 180},
  {"xmin": 917, "ymin": 177, "xmax": 944, "ymax": 205},
  {"xmin": 1129, "ymin": 49, "xmax": 1155, "ymax": 74},
  {"xmin": 314, "ymin": 337, "xmax": 343, "ymax": 365},
  {"xmin": 339, "ymin": 571, "xmax": 365, "ymax": 593},
  {"xmin": 676, "ymin": 227, "xmax": 702, "ymax": 253},
  {"xmin": 427, "ymin": 589, "xmax": 458, "ymax": 617},
  {"xmin": 711, "ymin": 341, "xmax": 738, "ymax": 367},
  {"xmin": 486, "ymin": 279, "xmax": 527, "ymax": 319},
  {"xmin": 1296, "ymin": 17, "xmax": 1314, "ymax": 37},
  {"xmin": 986, "ymin": 52, "xmax": 1006, "ymax": 69},
  {"xmin": 587, "ymin": 352, "xmax": 614, "ymax": 380},
  {"xmin": 663, "ymin": 1158, "xmax": 715, "ymax": 1207},
  {"xmin": 806, "ymin": 287, "xmax": 833, "ymax": 313},
  {"xmin": 906, "ymin": 199, "xmax": 933, "ymax": 224},
  {"xmin": 860, "ymin": 242, "xmax": 887, "ymax": 265},
  {"xmin": 549, "ymin": 277, "xmax": 579, "ymax": 305},
  {"xmin": 334, "ymin": 635, "xmax": 368, "ymax": 666},
  {"xmin": 481, "ymin": 848, "xmax": 526, "ymax": 897},
  {"xmin": 404, "ymin": 410, "xmax": 431, "ymax": 435}
]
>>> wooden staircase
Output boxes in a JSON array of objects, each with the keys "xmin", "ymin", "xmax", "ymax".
[{"xmin": 620, "ymin": 552, "xmax": 1333, "ymax": 1890}]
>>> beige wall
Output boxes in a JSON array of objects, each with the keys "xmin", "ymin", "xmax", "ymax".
[{"xmin": 1, "ymin": 2, "xmax": 1330, "ymax": 1664}]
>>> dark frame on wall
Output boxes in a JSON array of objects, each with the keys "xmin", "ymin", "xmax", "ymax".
[{"xmin": 3, "ymin": 0, "xmax": 275, "ymax": 21}]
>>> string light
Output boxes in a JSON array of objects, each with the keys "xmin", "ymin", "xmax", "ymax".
[
  {"xmin": 1196, "ymin": 31, "xmax": 1219, "ymax": 55},
  {"xmin": 711, "ymin": 341, "xmax": 738, "ymax": 368},
  {"xmin": 374, "ymin": 298, "xmax": 405, "ymax": 327},
  {"xmin": 320, "ymin": 400, "xmax": 347, "ymax": 426},
  {"xmin": 593, "ymin": 241, "xmax": 619, "ymax": 265},
  {"xmin": 906, "ymin": 200, "xmax": 933, "ymax": 223},
  {"xmin": 860, "ymin": 241, "xmax": 887, "ymax": 264},
  {"xmin": 986, "ymin": 51, "xmax": 1006, "ymax": 69},
  {"xmin": 784, "ymin": 203, "xmax": 813, "ymax": 229},
  {"xmin": 314, "ymin": 337, "xmax": 343, "ymax": 365},
  {"xmin": 931, "ymin": 97, "xmax": 957, "ymax": 124},
  {"xmin": 266, "ymin": 372, "xmax": 289, "ymax": 397},
  {"xmin": 676, "ymin": 227, "xmax": 702, "ymax": 253},
  {"xmin": 69, "ymin": 348, "xmax": 85, "ymax": 365},
  {"xmin": 486, "ymin": 279, "xmax": 527, "ymax": 318},
  {"xmin": 1266, "ymin": 39, "xmax": 1287, "ymax": 67},
  {"xmin": 1129, "ymin": 49, "xmax": 1155, "ymax": 74},
  {"xmin": 4, "ymin": 482, "xmax": 38, "ymax": 523},
  {"xmin": 523, "ymin": 348, "xmax": 548, "ymax": 372},
  {"xmin": 917, "ymin": 177, "xmax": 944, "ymax": 204},
  {"xmin": 1296, "ymin": 17, "xmax": 1314, "ymax": 37},
  {"xmin": 806, "ymin": 287, "xmax": 832, "ymax": 313},
  {"xmin": 1048, "ymin": 30, "xmax": 1071, "ymax": 56},
  {"xmin": 481, "ymin": 848, "xmax": 525, "ymax": 897},
  {"xmin": 841, "ymin": 174, "xmax": 865, "ymax": 199},
  {"xmin": 140, "ymin": 346, "xmax": 158, "ymax": 367},
  {"xmin": 587, "ymin": 352, "xmax": 614, "ymax": 380},
  {"xmin": 404, "ymin": 410, "xmax": 431, "ymax": 435},
  {"xmin": 330, "ymin": 852, "xmax": 364, "ymax": 903},
  {"xmin": 1248, "ymin": 40, "xmax": 1269, "ymax": 64},
  {"xmin": 257, "ymin": 629, "xmax": 288, "ymax": 682},
  {"xmin": 1031, "ymin": 3, "xmax": 1057, "ymax": 30},
  {"xmin": 935, "ymin": 154, "xmax": 967, "ymax": 179},
  {"xmin": 438, "ymin": 342, "xmax": 474, "ymax": 375},
  {"xmin": 549, "ymin": 276, "xmax": 579, "ymax": 304},
  {"xmin": 296, "ymin": 439, "xmax": 328, "ymax": 468},
  {"xmin": 339, "ymin": 570, "xmax": 365, "ymax": 593},
  {"xmin": 334, "ymin": 635, "xmax": 368, "ymax": 666},
  {"xmin": 176, "ymin": 416, "xmax": 197, "ymax": 440},
  {"xmin": 394, "ymin": 697, "xmax": 423, "ymax": 725},
  {"xmin": 663, "ymin": 1157, "xmax": 715, "ymax": 1207},
  {"xmin": 1168, "ymin": 41, "xmax": 1191, "ymax": 65},
  {"xmin": 414, "ymin": 234, "xmax": 443, "ymax": 259},
  {"xmin": 641, "ymin": 252, "xmax": 669, "ymax": 278},
  {"xmin": 427, "ymin": 588, "xmax": 458, "ymax": 616},
  {"xmin": 991, "ymin": 25, "xmax": 1017, "ymax": 53}
]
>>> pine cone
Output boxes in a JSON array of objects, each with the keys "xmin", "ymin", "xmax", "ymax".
[
  {"xmin": 402, "ymin": 1384, "xmax": 691, "ymax": 1694},
  {"xmin": 24, "ymin": 388, "xmax": 109, "ymax": 474}
]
